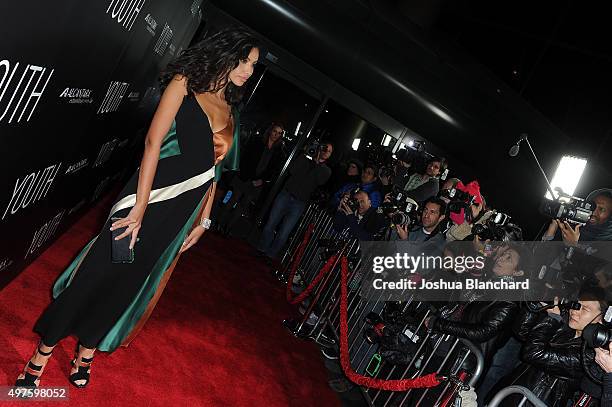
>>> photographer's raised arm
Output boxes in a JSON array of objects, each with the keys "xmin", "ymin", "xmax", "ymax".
[{"xmin": 521, "ymin": 315, "xmax": 583, "ymax": 378}]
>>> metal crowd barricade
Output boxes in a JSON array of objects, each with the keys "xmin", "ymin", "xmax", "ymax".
[
  {"xmin": 277, "ymin": 206, "xmax": 485, "ymax": 406},
  {"xmin": 487, "ymin": 386, "xmax": 547, "ymax": 407}
]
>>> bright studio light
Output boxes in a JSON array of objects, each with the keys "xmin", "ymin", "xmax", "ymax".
[
  {"xmin": 546, "ymin": 155, "xmax": 587, "ymax": 200},
  {"xmin": 381, "ymin": 134, "xmax": 393, "ymax": 147},
  {"xmin": 407, "ymin": 140, "xmax": 415, "ymax": 147},
  {"xmin": 352, "ymin": 138, "xmax": 361, "ymax": 151}
]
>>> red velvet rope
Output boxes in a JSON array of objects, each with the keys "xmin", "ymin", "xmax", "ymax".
[
  {"xmin": 283, "ymin": 222, "xmax": 338, "ymax": 321},
  {"xmin": 287, "ymin": 253, "xmax": 339, "ymax": 305},
  {"xmin": 338, "ymin": 256, "xmax": 441, "ymax": 390}
]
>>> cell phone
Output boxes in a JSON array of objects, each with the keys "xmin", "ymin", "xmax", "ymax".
[{"xmin": 111, "ymin": 217, "xmax": 134, "ymax": 263}]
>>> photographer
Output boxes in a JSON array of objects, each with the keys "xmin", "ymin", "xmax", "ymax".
[
  {"xmin": 327, "ymin": 158, "xmax": 362, "ymax": 193},
  {"xmin": 445, "ymin": 181, "xmax": 498, "ymax": 242},
  {"xmin": 595, "ymin": 344, "xmax": 612, "ymax": 407},
  {"xmin": 257, "ymin": 142, "xmax": 333, "ymax": 261},
  {"xmin": 542, "ymin": 189, "xmax": 612, "ymax": 243},
  {"xmin": 216, "ymin": 122, "xmax": 287, "ymax": 235},
  {"xmin": 488, "ymin": 288, "xmax": 607, "ymax": 406},
  {"xmin": 333, "ymin": 190, "xmax": 386, "ymax": 240},
  {"xmin": 332, "ymin": 164, "xmax": 382, "ymax": 209},
  {"xmin": 402, "ymin": 156, "xmax": 446, "ymax": 203},
  {"xmin": 392, "ymin": 196, "xmax": 447, "ymax": 248}
]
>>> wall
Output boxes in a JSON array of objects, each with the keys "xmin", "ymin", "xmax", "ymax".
[{"xmin": 0, "ymin": 0, "xmax": 202, "ymax": 289}]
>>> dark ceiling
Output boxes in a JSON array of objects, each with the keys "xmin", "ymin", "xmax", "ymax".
[
  {"xmin": 207, "ymin": 0, "xmax": 611, "ymax": 237},
  {"xmin": 430, "ymin": 0, "xmax": 612, "ymax": 168}
]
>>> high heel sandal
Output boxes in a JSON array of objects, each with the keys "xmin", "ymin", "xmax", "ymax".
[
  {"xmin": 69, "ymin": 345, "xmax": 94, "ymax": 388},
  {"xmin": 15, "ymin": 341, "xmax": 53, "ymax": 388}
]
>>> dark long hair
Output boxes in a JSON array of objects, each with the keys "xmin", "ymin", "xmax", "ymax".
[{"xmin": 160, "ymin": 27, "xmax": 260, "ymax": 105}]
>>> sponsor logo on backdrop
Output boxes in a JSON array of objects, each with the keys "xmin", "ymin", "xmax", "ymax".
[
  {"xmin": 190, "ymin": 0, "xmax": 203, "ymax": 15},
  {"xmin": 59, "ymin": 87, "xmax": 93, "ymax": 104},
  {"xmin": 97, "ymin": 81, "xmax": 129, "ymax": 114},
  {"xmin": 68, "ymin": 198, "xmax": 87, "ymax": 215},
  {"xmin": 65, "ymin": 158, "xmax": 89, "ymax": 175},
  {"xmin": 93, "ymin": 139, "xmax": 119, "ymax": 168},
  {"xmin": 91, "ymin": 177, "xmax": 111, "ymax": 202},
  {"xmin": 154, "ymin": 23, "xmax": 173, "ymax": 56},
  {"xmin": 144, "ymin": 13, "xmax": 157, "ymax": 36},
  {"xmin": 106, "ymin": 0, "xmax": 146, "ymax": 32},
  {"xmin": 2, "ymin": 162, "xmax": 62, "ymax": 221},
  {"xmin": 0, "ymin": 59, "xmax": 54, "ymax": 124},
  {"xmin": 0, "ymin": 257, "xmax": 14, "ymax": 273},
  {"xmin": 25, "ymin": 210, "xmax": 65, "ymax": 259},
  {"xmin": 168, "ymin": 44, "xmax": 176, "ymax": 57},
  {"xmin": 138, "ymin": 86, "xmax": 158, "ymax": 108},
  {"xmin": 127, "ymin": 91, "xmax": 140, "ymax": 102}
]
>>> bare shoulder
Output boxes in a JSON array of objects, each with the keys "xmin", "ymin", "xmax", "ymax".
[{"xmin": 167, "ymin": 74, "xmax": 189, "ymax": 96}]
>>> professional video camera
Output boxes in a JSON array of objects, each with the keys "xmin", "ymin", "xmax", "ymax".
[
  {"xmin": 583, "ymin": 322, "xmax": 612, "ymax": 349},
  {"xmin": 471, "ymin": 212, "xmax": 513, "ymax": 241},
  {"xmin": 539, "ymin": 194, "xmax": 594, "ymax": 225},
  {"xmin": 380, "ymin": 187, "xmax": 419, "ymax": 227}
]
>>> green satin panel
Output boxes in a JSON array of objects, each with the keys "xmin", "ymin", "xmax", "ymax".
[
  {"xmin": 159, "ymin": 120, "xmax": 181, "ymax": 160},
  {"xmin": 96, "ymin": 195, "xmax": 205, "ymax": 352},
  {"xmin": 214, "ymin": 107, "xmax": 240, "ymax": 182}
]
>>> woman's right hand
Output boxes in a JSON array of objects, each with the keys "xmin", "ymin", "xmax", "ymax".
[{"xmin": 110, "ymin": 205, "xmax": 145, "ymax": 249}]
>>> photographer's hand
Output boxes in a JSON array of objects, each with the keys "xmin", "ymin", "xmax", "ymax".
[
  {"xmin": 558, "ymin": 220, "xmax": 580, "ymax": 246},
  {"xmin": 340, "ymin": 200, "xmax": 353, "ymax": 216},
  {"xmin": 396, "ymin": 224, "xmax": 409, "ymax": 240},
  {"xmin": 384, "ymin": 193, "xmax": 392, "ymax": 203},
  {"xmin": 546, "ymin": 296, "xmax": 561, "ymax": 315},
  {"xmin": 595, "ymin": 346, "xmax": 612, "ymax": 373},
  {"xmin": 543, "ymin": 219, "xmax": 559, "ymax": 239}
]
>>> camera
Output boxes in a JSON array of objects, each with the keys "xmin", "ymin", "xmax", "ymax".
[
  {"xmin": 439, "ymin": 187, "xmax": 476, "ymax": 214},
  {"xmin": 346, "ymin": 196, "xmax": 360, "ymax": 212},
  {"xmin": 583, "ymin": 322, "xmax": 612, "ymax": 348},
  {"xmin": 472, "ymin": 212, "xmax": 512, "ymax": 241},
  {"xmin": 305, "ymin": 141, "xmax": 329, "ymax": 158},
  {"xmin": 539, "ymin": 196, "xmax": 594, "ymax": 225},
  {"xmin": 380, "ymin": 188, "xmax": 419, "ymax": 226}
]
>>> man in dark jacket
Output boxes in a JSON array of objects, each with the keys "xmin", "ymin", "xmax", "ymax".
[
  {"xmin": 488, "ymin": 292, "xmax": 607, "ymax": 406},
  {"xmin": 257, "ymin": 143, "xmax": 333, "ymax": 260},
  {"xmin": 333, "ymin": 190, "xmax": 387, "ymax": 240},
  {"xmin": 217, "ymin": 123, "xmax": 286, "ymax": 234},
  {"xmin": 595, "ymin": 345, "xmax": 612, "ymax": 406}
]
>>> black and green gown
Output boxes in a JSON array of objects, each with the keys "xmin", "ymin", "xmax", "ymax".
[{"xmin": 33, "ymin": 94, "xmax": 239, "ymax": 352}]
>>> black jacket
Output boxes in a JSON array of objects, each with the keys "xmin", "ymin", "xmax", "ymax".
[
  {"xmin": 603, "ymin": 374, "xmax": 612, "ymax": 407},
  {"xmin": 432, "ymin": 300, "xmax": 519, "ymax": 368},
  {"xmin": 491, "ymin": 308, "xmax": 600, "ymax": 406},
  {"xmin": 238, "ymin": 136, "xmax": 286, "ymax": 182},
  {"xmin": 332, "ymin": 207, "xmax": 387, "ymax": 240}
]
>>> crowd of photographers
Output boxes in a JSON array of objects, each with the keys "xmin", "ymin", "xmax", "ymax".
[
  {"xmin": 320, "ymin": 146, "xmax": 612, "ymax": 406},
  {"xmin": 214, "ymin": 124, "xmax": 612, "ymax": 406}
]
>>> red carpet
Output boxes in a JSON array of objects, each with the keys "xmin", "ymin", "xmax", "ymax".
[{"xmin": 0, "ymin": 192, "xmax": 340, "ymax": 406}]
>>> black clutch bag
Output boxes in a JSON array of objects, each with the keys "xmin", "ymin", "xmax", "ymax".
[{"xmin": 111, "ymin": 217, "xmax": 135, "ymax": 263}]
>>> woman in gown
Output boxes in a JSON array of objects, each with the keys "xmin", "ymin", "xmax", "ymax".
[{"xmin": 15, "ymin": 28, "xmax": 259, "ymax": 389}]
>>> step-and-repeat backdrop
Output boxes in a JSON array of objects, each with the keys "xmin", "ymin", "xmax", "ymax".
[{"xmin": 0, "ymin": 0, "xmax": 203, "ymax": 289}]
